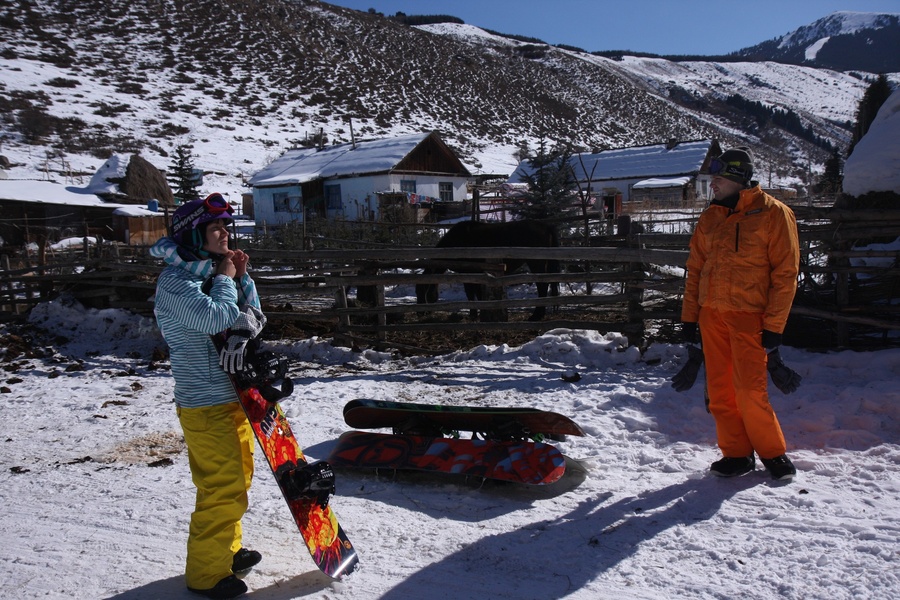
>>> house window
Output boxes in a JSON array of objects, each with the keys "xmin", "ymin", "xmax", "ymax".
[
  {"xmin": 273, "ymin": 192, "xmax": 301, "ymax": 213},
  {"xmin": 700, "ymin": 179, "xmax": 710, "ymax": 199},
  {"xmin": 439, "ymin": 182, "xmax": 453, "ymax": 203},
  {"xmin": 400, "ymin": 180, "xmax": 416, "ymax": 194},
  {"xmin": 325, "ymin": 184, "xmax": 342, "ymax": 210}
]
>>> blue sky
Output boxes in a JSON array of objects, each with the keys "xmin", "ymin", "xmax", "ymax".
[{"xmin": 324, "ymin": 0, "xmax": 900, "ymax": 55}]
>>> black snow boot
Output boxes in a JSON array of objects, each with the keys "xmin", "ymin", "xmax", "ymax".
[
  {"xmin": 710, "ymin": 455, "xmax": 755, "ymax": 477},
  {"xmin": 232, "ymin": 548, "xmax": 262, "ymax": 577},
  {"xmin": 761, "ymin": 454, "xmax": 797, "ymax": 481},
  {"xmin": 187, "ymin": 575, "xmax": 247, "ymax": 599}
]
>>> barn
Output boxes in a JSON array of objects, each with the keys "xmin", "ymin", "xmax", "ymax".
[{"xmin": 0, "ymin": 179, "xmax": 162, "ymax": 247}]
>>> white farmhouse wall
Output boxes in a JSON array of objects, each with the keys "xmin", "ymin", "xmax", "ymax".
[
  {"xmin": 325, "ymin": 175, "xmax": 388, "ymax": 220},
  {"xmin": 383, "ymin": 174, "xmax": 467, "ymax": 202},
  {"xmin": 252, "ymin": 174, "xmax": 470, "ymax": 225},
  {"xmin": 252, "ymin": 184, "xmax": 302, "ymax": 227}
]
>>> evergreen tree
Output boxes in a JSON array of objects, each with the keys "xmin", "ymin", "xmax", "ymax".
[
  {"xmin": 847, "ymin": 74, "xmax": 892, "ymax": 157},
  {"xmin": 819, "ymin": 149, "xmax": 844, "ymax": 194},
  {"xmin": 513, "ymin": 138, "xmax": 578, "ymax": 220},
  {"xmin": 167, "ymin": 143, "xmax": 200, "ymax": 205}
]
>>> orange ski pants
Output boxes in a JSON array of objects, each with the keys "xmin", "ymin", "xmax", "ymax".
[
  {"xmin": 178, "ymin": 402, "xmax": 254, "ymax": 590},
  {"xmin": 699, "ymin": 307, "xmax": 786, "ymax": 460}
]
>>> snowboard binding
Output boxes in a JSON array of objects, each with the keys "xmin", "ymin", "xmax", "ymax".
[
  {"xmin": 237, "ymin": 344, "xmax": 294, "ymax": 403},
  {"xmin": 278, "ymin": 460, "xmax": 336, "ymax": 508}
]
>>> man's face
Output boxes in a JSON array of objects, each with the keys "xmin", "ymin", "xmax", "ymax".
[{"xmin": 711, "ymin": 176, "xmax": 744, "ymax": 201}]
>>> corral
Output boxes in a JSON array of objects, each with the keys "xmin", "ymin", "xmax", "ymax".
[{"xmin": 2, "ymin": 204, "xmax": 898, "ymax": 354}]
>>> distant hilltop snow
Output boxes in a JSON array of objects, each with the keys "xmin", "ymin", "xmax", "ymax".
[
  {"xmin": 736, "ymin": 11, "xmax": 900, "ymax": 72},
  {"xmin": 778, "ymin": 11, "xmax": 900, "ymax": 50}
]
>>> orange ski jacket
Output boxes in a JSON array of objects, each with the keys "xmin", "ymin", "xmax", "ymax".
[{"xmin": 681, "ymin": 185, "xmax": 799, "ymax": 334}]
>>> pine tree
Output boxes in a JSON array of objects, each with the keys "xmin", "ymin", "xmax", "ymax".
[
  {"xmin": 513, "ymin": 138, "xmax": 578, "ymax": 220},
  {"xmin": 847, "ymin": 74, "xmax": 892, "ymax": 158},
  {"xmin": 819, "ymin": 149, "xmax": 843, "ymax": 194},
  {"xmin": 167, "ymin": 143, "xmax": 200, "ymax": 205}
]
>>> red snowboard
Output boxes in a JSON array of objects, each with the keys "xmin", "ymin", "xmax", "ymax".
[
  {"xmin": 236, "ymin": 386, "xmax": 358, "ymax": 578},
  {"xmin": 327, "ymin": 430, "xmax": 567, "ymax": 485}
]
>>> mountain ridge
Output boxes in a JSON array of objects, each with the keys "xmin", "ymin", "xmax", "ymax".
[
  {"xmin": 734, "ymin": 10, "xmax": 900, "ymax": 73},
  {"xmin": 0, "ymin": 0, "xmax": 897, "ymax": 193}
]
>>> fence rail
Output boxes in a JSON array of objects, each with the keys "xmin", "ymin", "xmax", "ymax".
[{"xmin": 2, "ymin": 205, "xmax": 900, "ymax": 352}]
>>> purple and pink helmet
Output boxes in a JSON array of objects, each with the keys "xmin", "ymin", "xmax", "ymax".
[{"xmin": 170, "ymin": 193, "xmax": 234, "ymax": 250}]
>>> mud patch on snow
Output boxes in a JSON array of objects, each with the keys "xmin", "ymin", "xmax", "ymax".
[{"xmin": 101, "ymin": 431, "xmax": 185, "ymax": 466}]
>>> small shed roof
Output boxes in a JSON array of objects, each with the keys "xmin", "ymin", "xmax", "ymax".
[
  {"xmin": 113, "ymin": 206, "xmax": 163, "ymax": 217},
  {"xmin": 0, "ymin": 179, "xmax": 138, "ymax": 210},
  {"xmin": 633, "ymin": 176, "xmax": 692, "ymax": 189}
]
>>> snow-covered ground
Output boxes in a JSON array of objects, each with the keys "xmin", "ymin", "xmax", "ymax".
[{"xmin": 1, "ymin": 297, "xmax": 897, "ymax": 599}]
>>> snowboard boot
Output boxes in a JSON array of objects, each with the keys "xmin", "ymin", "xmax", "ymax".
[
  {"xmin": 761, "ymin": 454, "xmax": 797, "ymax": 481},
  {"xmin": 232, "ymin": 548, "xmax": 262, "ymax": 578},
  {"xmin": 279, "ymin": 460, "xmax": 335, "ymax": 508},
  {"xmin": 710, "ymin": 455, "xmax": 755, "ymax": 477},
  {"xmin": 187, "ymin": 575, "xmax": 247, "ymax": 599}
]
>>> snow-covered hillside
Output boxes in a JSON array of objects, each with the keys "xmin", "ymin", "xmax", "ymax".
[{"xmin": 1, "ymin": 1, "xmax": 897, "ymax": 196}]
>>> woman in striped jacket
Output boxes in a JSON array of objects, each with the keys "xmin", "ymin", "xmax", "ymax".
[{"xmin": 151, "ymin": 193, "xmax": 261, "ymax": 600}]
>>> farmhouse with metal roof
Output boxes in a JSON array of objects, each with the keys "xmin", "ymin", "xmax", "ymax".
[{"xmin": 248, "ymin": 131, "xmax": 472, "ymax": 225}]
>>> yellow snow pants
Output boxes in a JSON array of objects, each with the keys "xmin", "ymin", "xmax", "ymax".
[
  {"xmin": 699, "ymin": 307, "xmax": 787, "ymax": 460},
  {"xmin": 177, "ymin": 402, "xmax": 254, "ymax": 590}
]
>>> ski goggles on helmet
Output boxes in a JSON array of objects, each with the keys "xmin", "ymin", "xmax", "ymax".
[
  {"xmin": 203, "ymin": 192, "xmax": 235, "ymax": 216},
  {"xmin": 171, "ymin": 193, "xmax": 234, "ymax": 239},
  {"xmin": 708, "ymin": 158, "xmax": 751, "ymax": 181}
]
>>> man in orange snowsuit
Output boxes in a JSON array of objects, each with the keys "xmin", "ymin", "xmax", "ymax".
[{"xmin": 681, "ymin": 146, "xmax": 800, "ymax": 481}]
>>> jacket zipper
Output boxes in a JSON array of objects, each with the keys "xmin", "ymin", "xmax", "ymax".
[{"xmin": 735, "ymin": 222, "xmax": 740, "ymax": 252}]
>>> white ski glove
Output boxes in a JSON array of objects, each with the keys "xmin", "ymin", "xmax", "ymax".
[{"xmin": 219, "ymin": 305, "xmax": 267, "ymax": 374}]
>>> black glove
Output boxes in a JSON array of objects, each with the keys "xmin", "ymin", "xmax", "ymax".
[
  {"xmin": 671, "ymin": 344, "xmax": 704, "ymax": 392},
  {"xmin": 762, "ymin": 329, "xmax": 782, "ymax": 349},
  {"xmin": 767, "ymin": 348, "xmax": 802, "ymax": 394},
  {"xmin": 681, "ymin": 322, "xmax": 698, "ymax": 344}
]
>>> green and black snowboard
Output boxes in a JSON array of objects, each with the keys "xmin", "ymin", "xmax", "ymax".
[{"xmin": 342, "ymin": 398, "xmax": 585, "ymax": 441}]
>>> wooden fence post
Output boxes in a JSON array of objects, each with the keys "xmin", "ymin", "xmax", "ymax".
[
  {"xmin": 375, "ymin": 283, "xmax": 386, "ymax": 345},
  {"xmin": 619, "ymin": 216, "xmax": 646, "ymax": 344},
  {"xmin": 1, "ymin": 255, "xmax": 11, "ymax": 313},
  {"xmin": 835, "ymin": 255, "xmax": 850, "ymax": 347},
  {"xmin": 333, "ymin": 285, "xmax": 351, "ymax": 348}
]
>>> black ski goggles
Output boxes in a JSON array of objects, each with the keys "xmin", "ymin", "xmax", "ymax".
[{"xmin": 708, "ymin": 158, "xmax": 751, "ymax": 181}]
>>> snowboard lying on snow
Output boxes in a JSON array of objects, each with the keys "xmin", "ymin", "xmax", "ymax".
[
  {"xmin": 343, "ymin": 398, "xmax": 585, "ymax": 440},
  {"xmin": 328, "ymin": 399, "xmax": 585, "ymax": 486}
]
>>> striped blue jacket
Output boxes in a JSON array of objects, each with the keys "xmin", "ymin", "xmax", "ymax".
[{"xmin": 150, "ymin": 237, "xmax": 261, "ymax": 409}]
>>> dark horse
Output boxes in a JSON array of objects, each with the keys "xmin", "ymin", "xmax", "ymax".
[{"xmin": 416, "ymin": 219, "xmax": 560, "ymax": 321}]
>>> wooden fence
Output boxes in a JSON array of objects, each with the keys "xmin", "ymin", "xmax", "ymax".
[{"xmin": 1, "ymin": 205, "xmax": 899, "ymax": 352}]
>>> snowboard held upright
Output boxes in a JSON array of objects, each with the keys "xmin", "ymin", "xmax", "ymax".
[{"xmin": 212, "ymin": 334, "xmax": 358, "ymax": 579}]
